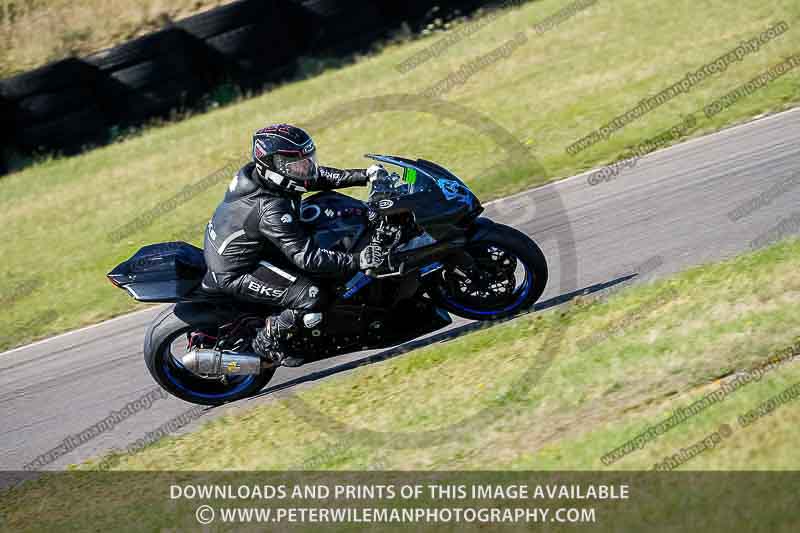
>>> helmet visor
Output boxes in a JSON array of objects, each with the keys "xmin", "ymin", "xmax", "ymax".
[{"xmin": 275, "ymin": 153, "xmax": 318, "ymax": 181}]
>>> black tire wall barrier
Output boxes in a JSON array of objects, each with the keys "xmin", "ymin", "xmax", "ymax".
[
  {"xmin": 0, "ymin": 0, "xmax": 498, "ymax": 174},
  {"xmin": 87, "ymin": 27, "xmax": 221, "ymax": 125},
  {"xmin": 2, "ymin": 58, "xmax": 109, "ymax": 153}
]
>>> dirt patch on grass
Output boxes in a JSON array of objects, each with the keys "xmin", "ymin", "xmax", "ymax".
[{"xmin": 1, "ymin": 0, "xmax": 235, "ymax": 78}]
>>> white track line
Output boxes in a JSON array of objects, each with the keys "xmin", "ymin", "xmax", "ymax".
[{"xmin": 485, "ymin": 105, "xmax": 800, "ymax": 204}]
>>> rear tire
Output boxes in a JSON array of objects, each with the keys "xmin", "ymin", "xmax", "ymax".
[
  {"xmin": 432, "ymin": 223, "xmax": 548, "ymax": 321},
  {"xmin": 144, "ymin": 305, "xmax": 274, "ymax": 406}
]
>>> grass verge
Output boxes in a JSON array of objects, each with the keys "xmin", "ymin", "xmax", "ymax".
[{"xmin": 1, "ymin": 0, "xmax": 800, "ymax": 350}]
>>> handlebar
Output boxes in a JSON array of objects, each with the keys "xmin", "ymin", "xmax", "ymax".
[{"xmin": 368, "ymin": 172, "xmax": 406, "ymax": 200}]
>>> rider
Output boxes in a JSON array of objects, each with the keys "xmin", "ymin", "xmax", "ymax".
[{"xmin": 202, "ymin": 123, "xmax": 387, "ymax": 367}]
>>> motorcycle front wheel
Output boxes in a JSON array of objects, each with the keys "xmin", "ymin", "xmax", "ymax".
[{"xmin": 432, "ymin": 223, "xmax": 548, "ymax": 321}]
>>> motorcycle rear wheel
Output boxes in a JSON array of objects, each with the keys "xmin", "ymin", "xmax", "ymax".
[{"xmin": 144, "ymin": 305, "xmax": 275, "ymax": 405}]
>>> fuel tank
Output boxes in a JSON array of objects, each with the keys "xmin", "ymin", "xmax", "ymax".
[{"xmin": 300, "ymin": 191, "xmax": 368, "ymax": 252}]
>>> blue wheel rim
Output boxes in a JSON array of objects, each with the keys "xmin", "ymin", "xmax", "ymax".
[
  {"xmin": 161, "ymin": 336, "xmax": 256, "ymax": 401},
  {"xmin": 440, "ymin": 255, "xmax": 532, "ymax": 316}
]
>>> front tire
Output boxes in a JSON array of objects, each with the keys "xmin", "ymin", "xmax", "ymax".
[
  {"xmin": 432, "ymin": 222, "xmax": 548, "ymax": 321},
  {"xmin": 144, "ymin": 305, "xmax": 275, "ymax": 405}
]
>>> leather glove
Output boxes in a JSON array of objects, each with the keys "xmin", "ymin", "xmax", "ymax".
[
  {"xmin": 366, "ymin": 164, "xmax": 389, "ymax": 183},
  {"xmin": 359, "ymin": 244, "xmax": 385, "ymax": 270}
]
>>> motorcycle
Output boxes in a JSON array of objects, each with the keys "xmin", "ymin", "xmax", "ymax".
[{"xmin": 108, "ymin": 155, "xmax": 548, "ymax": 405}]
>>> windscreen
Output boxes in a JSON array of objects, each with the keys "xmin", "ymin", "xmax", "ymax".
[{"xmin": 369, "ymin": 168, "xmax": 435, "ymax": 199}]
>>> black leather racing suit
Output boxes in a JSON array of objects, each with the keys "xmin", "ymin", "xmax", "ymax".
[{"xmin": 202, "ymin": 162, "xmax": 368, "ymax": 321}]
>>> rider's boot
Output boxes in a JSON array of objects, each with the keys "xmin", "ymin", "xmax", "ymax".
[{"xmin": 252, "ymin": 310, "xmax": 305, "ymax": 367}]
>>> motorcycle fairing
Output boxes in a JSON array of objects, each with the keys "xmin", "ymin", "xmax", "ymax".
[
  {"xmin": 107, "ymin": 242, "xmax": 205, "ymax": 302},
  {"xmin": 365, "ymin": 153, "xmax": 481, "ymax": 213},
  {"xmin": 290, "ymin": 298, "xmax": 453, "ymax": 360},
  {"xmin": 365, "ymin": 154, "xmax": 482, "ymax": 232}
]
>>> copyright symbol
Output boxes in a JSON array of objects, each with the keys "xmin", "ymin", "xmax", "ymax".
[{"xmin": 196, "ymin": 505, "xmax": 215, "ymax": 525}]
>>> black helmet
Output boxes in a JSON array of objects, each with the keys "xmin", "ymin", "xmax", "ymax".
[{"xmin": 252, "ymin": 124, "xmax": 318, "ymax": 192}]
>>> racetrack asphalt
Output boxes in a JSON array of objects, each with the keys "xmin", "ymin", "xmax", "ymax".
[{"xmin": 2, "ymin": 107, "xmax": 799, "ymax": 471}]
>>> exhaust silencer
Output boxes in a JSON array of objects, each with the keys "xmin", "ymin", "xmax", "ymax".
[{"xmin": 181, "ymin": 348, "xmax": 264, "ymax": 376}]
